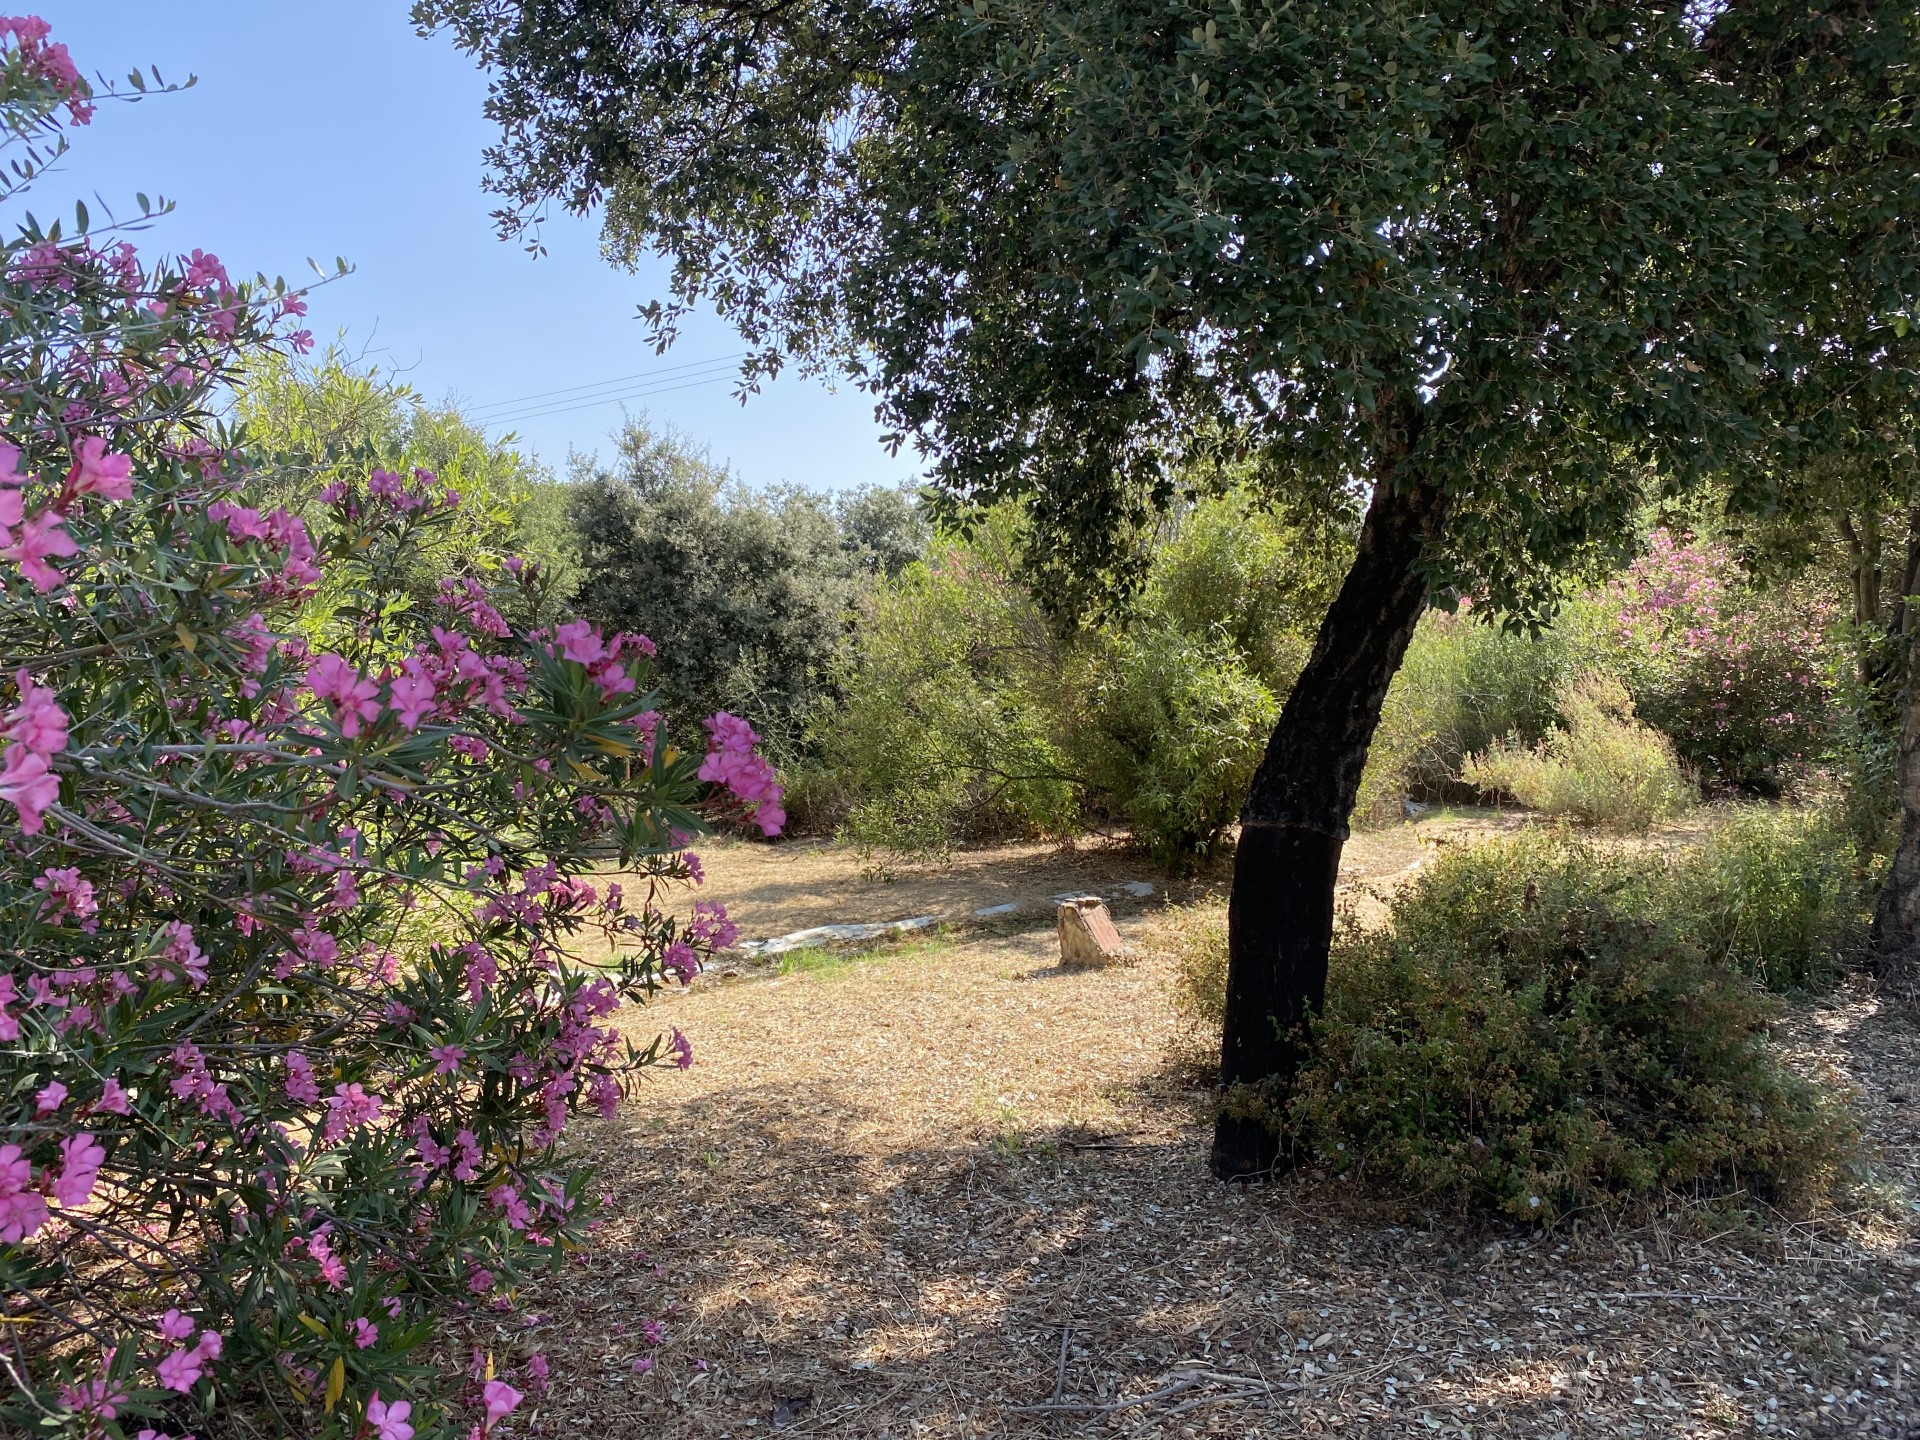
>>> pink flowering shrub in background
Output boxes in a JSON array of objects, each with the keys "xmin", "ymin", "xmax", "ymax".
[
  {"xmin": 0, "ymin": 25, "xmax": 776, "ymax": 1439},
  {"xmin": 1611, "ymin": 529, "xmax": 1836, "ymax": 792}
]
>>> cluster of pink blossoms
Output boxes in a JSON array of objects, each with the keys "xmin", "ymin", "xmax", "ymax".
[
  {"xmin": 0, "ymin": 669, "xmax": 66, "ymax": 833},
  {"xmin": 549, "ymin": 618, "xmax": 655, "ymax": 701},
  {"xmin": 699, "ymin": 711, "xmax": 786, "ymax": 835},
  {"xmin": 0, "ymin": 437, "xmax": 124, "ymax": 593},
  {"xmin": 0, "ymin": 1128, "xmax": 101, "ymax": 1243},
  {"xmin": 1, "ymin": 14, "xmax": 89, "ymax": 122}
]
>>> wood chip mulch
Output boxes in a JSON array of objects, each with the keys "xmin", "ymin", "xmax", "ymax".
[{"xmin": 455, "ymin": 838, "xmax": 1920, "ymax": 1440}]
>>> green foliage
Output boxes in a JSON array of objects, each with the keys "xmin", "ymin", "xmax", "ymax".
[
  {"xmin": 1138, "ymin": 491, "xmax": 1342, "ymax": 691},
  {"xmin": 1462, "ymin": 674, "xmax": 1697, "ymax": 830},
  {"xmin": 1164, "ymin": 903, "xmax": 1232, "ymax": 1039},
  {"xmin": 1060, "ymin": 491, "xmax": 1336, "ymax": 858},
  {"xmin": 1288, "ymin": 835, "xmax": 1855, "ymax": 1220},
  {"xmin": 567, "ymin": 418, "xmax": 926, "ymax": 759},
  {"xmin": 234, "ymin": 349, "xmax": 579, "ymax": 622},
  {"xmin": 819, "ymin": 491, "xmax": 1335, "ymax": 861},
  {"xmin": 1356, "ymin": 607, "xmax": 1607, "ymax": 824},
  {"xmin": 1065, "ymin": 626, "xmax": 1278, "ymax": 862},
  {"xmin": 1674, "ymin": 806, "xmax": 1869, "ymax": 992},
  {"xmin": 819, "ymin": 510, "xmax": 1078, "ymax": 865}
]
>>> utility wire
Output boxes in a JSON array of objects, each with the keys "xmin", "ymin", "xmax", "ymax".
[
  {"xmin": 482, "ymin": 370, "xmax": 744, "ymax": 427},
  {"xmin": 466, "ymin": 352, "xmax": 748, "ymax": 419}
]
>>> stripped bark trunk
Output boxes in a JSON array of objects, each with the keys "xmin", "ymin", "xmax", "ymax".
[{"xmin": 1210, "ymin": 467, "xmax": 1449, "ymax": 1180}]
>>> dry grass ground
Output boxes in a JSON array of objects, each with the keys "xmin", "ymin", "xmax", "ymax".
[{"xmin": 482, "ymin": 819, "xmax": 1919, "ymax": 1440}]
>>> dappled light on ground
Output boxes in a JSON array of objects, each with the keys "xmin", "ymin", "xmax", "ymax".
[{"xmin": 491, "ymin": 834, "xmax": 1920, "ymax": 1438}]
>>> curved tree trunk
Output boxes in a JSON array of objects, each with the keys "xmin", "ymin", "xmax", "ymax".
[{"xmin": 1210, "ymin": 469, "xmax": 1448, "ymax": 1181}]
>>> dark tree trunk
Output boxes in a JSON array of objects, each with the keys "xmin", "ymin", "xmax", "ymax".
[
  {"xmin": 1872, "ymin": 624, "xmax": 1920, "ymax": 990},
  {"xmin": 1210, "ymin": 469, "xmax": 1449, "ymax": 1181}
]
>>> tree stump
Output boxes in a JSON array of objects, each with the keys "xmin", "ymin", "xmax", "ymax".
[{"xmin": 1057, "ymin": 896, "xmax": 1128, "ymax": 969}]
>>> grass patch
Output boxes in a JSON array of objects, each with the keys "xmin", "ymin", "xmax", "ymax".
[{"xmin": 775, "ymin": 927, "xmax": 958, "ymax": 977}]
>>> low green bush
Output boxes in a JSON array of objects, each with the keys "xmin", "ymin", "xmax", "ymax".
[
  {"xmin": 1462, "ymin": 674, "xmax": 1696, "ymax": 829},
  {"xmin": 1672, "ymin": 805, "xmax": 1868, "ymax": 991},
  {"xmin": 1286, "ymin": 834, "xmax": 1853, "ymax": 1219}
]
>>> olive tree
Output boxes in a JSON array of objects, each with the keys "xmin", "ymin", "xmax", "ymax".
[{"xmin": 416, "ymin": 0, "xmax": 1915, "ymax": 1174}]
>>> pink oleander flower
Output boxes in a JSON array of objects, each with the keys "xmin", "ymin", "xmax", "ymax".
[
  {"xmin": 367, "ymin": 1394, "xmax": 415, "ymax": 1440},
  {"xmin": 158, "ymin": 1308, "xmax": 195, "ymax": 1342},
  {"xmin": 482, "ymin": 1379, "xmax": 523, "ymax": 1425},
  {"xmin": 698, "ymin": 711, "xmax": 786, "ymax": 835},
  {"xmin": 64, "ymin": 435, "xmax": 133, "ymax": 501},
  {"xmin": 154, "ymin": 1346, "xmax": 204, "ymax": 1393},
  {"xmin": 429, "ymin": 1043, "xmax": 466, "ymax": 1075},
  {"xmin": 51, "ymin": 1131, "xmax": 103, "ymax": 1206},
  {"xmin": 3, "ymin": 508, "xmax": 78, "ymax": 590},
  {"xmin": 1, "ymin": 740, "xmax": 59, "ymax": 833},
  {"xmin": 353, "ymin": 1316, "xmax": 378, "ymax": 1349},
  {"xmin": 553, "ymin": 619, "xmax": 604, "ymax": 665},
  {"xmin": 4, "ymin": 668, "xmax": 67, "ymax": 753},
  {"xmin": 388, "ymin": 658, "xmax": 438, "ymax": 730},
  {"xmin": 306, "ymin": 652, "xmax": 383, "ymax": 737},
  {"xmin": 661, "ymin": 941, "xmax": 698, "ymax": 985},
  {"xmin": 283, "ymin": 1052, "xmax": 321, "ymax": 1106},
  {"xmin": 157, "ymin": 919, "xmax": 208, "ymax": 988},
  {"xmin": 35, "ymin": 1079, "xmax": 66, "ymax": 1115},
  {"xmin": 0, "ymin": 1143, "xmax": 49, "ymax": 1242},
  {"xmin": 207, "ymin": 498, "xmax": 271, "ymax": 543},
  {"xmin": 60, "ymin": 1378, "xmax": 126, "ymax": 1422},
  {"xmin": 668, "ymin": 1026, "xmax": 694, "ymax": 1070},
  {"xmin": 321, "ymin": 1082, "xmax": 384, "ymax": 1143},
  {"xmin": 33, "ymin": 864, "xmax": 96, "ymax": 925}
]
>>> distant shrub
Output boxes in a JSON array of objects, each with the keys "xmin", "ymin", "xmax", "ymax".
[
  {"xmin": 1611, "ymin": 530, "xmax": 1836, "ymax": 791},
  {"xmin": 569, "ymin": 418, "xmax": 928, "ymax": 751},
  {"xmin": 819, "ymin": 511, "xmax": 1080, "ymax": 862},
  {"xmin": 820, "ymin": 491, "xmax": 1337, "ymax": 864},
  {"xmin": 1462, "ymin": 673, "xmax": 1696, "ymax": 829},
  {"xmin": 1140, "ymin": 491, "xmax": 1342, "ymax": 692},
  {"xmin": 1670, "ymin": 806, "xmax": 1867, "ymax": 991},
  {"xmin": 1284, "ymin": 834, "xmax": 1854, "ymax": 1220},
  {"xmin": 1066, "ymin": 627, "xmax": 1279, "ymax": 862},
  {"xmin": 1356, "ymin": 606, "xmax": 1608, "ymax": 825}
]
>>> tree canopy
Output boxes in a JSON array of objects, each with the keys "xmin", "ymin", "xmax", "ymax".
[{"xmin": 411, "ymin": 0, "xmax": 1869, "ymax": 613}]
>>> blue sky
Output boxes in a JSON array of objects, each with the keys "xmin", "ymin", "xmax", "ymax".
[{"xmin": 30, "ymin": 2, "xmax": 908, "ymax": 492}]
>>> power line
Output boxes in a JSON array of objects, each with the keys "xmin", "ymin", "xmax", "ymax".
[
  {"xmin": 466, "ymin": 352, "xmax": 748, "ymax": 418},
  {"xmin": 480, "ymin": 370, "xmax": 744, "ymax": 428}
]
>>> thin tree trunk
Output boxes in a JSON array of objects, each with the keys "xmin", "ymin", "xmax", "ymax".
[
  {"xmin": 1872, "ymin": 635, "xmax": 1920, "ymax": 989},
  {"xmin": 1210, "ymin": 468, "xmax": 1448, "ymax": 1181}
]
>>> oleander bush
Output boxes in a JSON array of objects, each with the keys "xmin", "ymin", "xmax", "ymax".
[
  {"xmin": 1610, "ymin": 530, "xmax": 1837, "ymax": 793},
  {"xmin": 0, "ymin": 27, "xmax": 779, "ymax": 1438}
]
